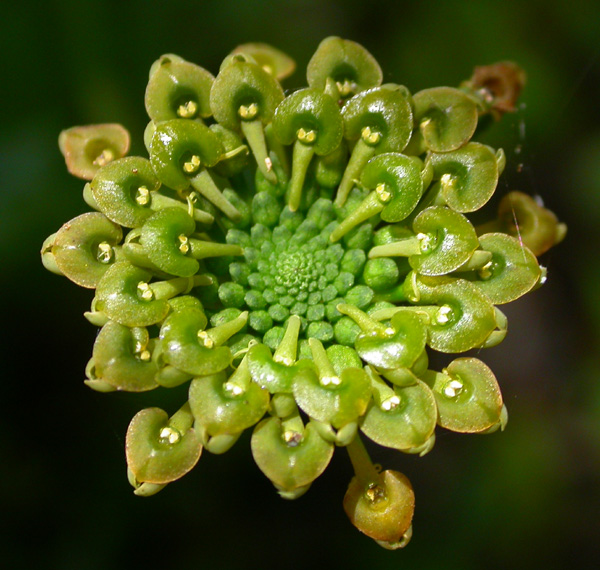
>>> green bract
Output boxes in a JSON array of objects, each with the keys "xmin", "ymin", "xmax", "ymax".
[
  {"xmin": 42, "ymin": 38, "xmax": 565, "ymax": 550},
  {"xmin": 145, "ymin": 55, "xmax": 214, "ymax": 122}
]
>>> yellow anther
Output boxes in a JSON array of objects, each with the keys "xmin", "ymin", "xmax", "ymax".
[
  {"xmin": 177, "ymin": 100, "xmax": 198, "ymax": 118},
  {"xmin": 238, "ymin": 102, "xmax": 258, "ymax": 120},
  {"xmin": 137, "ymin": 281, "xmax": 154, "ymax": 301},
  {"xmin": 183, "ymin": 154, "xmax": 201, "ymax": 174},
  {"xmin": 336, "ymin": 79, "xmax": 356, "ymax": 98},
  {"xmin": 178, "ymin": 234, "xmax": 190, "ymax": 254},
  {"xmin": 436, "ymin": 305, "xmax": 453, "ymax": 325},
  {"xmin": 361, "ymin": 126, "xmax": 382, "ymax": 145},
  {"xmin": 197, "ymin": 330, "xmax": 214, "ymax": 348},
  {"xmin": 478, "ymin": 261, "xmax": 494, "ymax": 280},
  {"xmin": 443, "ymin": 379, "xmax": 464, "ymax": 398},
  {"xmin": 265, "ymin": 156, "xmax": 273, "ymax": 172},
  {"xmin": 139, "ymin": 350, "xmax": 151, "ymax": 361},
  {"xmin": 158, "ymin": 426, "xmax": 181, "ymax": 445},
  {"xmin": 273, "ymin": 355, "xmax": 293, "ymax": 366},
  {"xmin": 365, "ymin": 483, "xmax": 386, "ymax": 503},
  {"xmin": 320, "ymin": 376, "xmax": 341, "ymax": 387},
  {"xmin": 297, "ymin": 127, "xmax": 317, "ymax": 144},
  {"xmin": 375, "ymin": 182, "xmax": 392, "ymax": 202},
  {"xmin": 92, "ymin": 148, "xmax": 115, "ymax": 167},
  {"xmin": 441, "ymin": 172, "xmax": 456, "ymax": 189},
  {"xmin": 283, "ymin": 431, "xmax": 303, "ymax": 447},
  {"xmin": 223, "ymin": 382, "xmax": 244, "ymax": 397},
  {"xmin": 96, "ymin": 242, "xmax": 114, "ymax": 264},
  {"xmin": 136, "ymin": 185, "xmax": 150, "ymax": 206},
  {"xmin": 417, "ymin": 232, "xmax": 434, "ymax": 252},
  {"xmin": 381, "ymin": 395, "xmax": 401, "ymax": 411},
  {"xmin": 420, "ymin": 117, "xmax": 432, "ymax": 130}
]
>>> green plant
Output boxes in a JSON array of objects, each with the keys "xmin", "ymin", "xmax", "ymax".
[{"xmin": 41, "ymin": 37, "xmax": 565, "ymax": 549}]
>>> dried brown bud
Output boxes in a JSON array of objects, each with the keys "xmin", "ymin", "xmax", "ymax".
[{"xmin": 467, "ymin": 61, "xmax": 526, "ymax": 118}]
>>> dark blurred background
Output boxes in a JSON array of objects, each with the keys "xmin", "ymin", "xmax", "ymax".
[{"xmin": 1, "ymin": 0, "xmax": 599, "ymax": 568}]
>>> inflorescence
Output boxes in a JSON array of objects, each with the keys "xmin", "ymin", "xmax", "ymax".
[{"xmin": 41, "ymin": 38, "xmax": 565, "ymax": 549}]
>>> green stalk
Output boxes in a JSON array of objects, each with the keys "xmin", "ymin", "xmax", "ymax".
[
  {"xmin": 241, "ymin": 119, "xmax": 277, "ymax": 184},
  {"xmin": 287, "ymin": 140, "xmax": 315, "ymax": 212},
  {"xmin": 190, "ymin": 169, "xmax": 242, "ymax": 221},
  {"xmin": 330, "ymin": 191, "xmax": 384, "ymax": 243},
  {"xmin": 334, "ymin": 138, "xmax": 376, "ymax": 207}
]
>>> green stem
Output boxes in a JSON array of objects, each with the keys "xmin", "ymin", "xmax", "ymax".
[
  {"xmin": 150, "ymin": 190, "xmax": 215, "ymax": 225},
  {"xmin": 287, "ymin": 140, "xmax": 315, "ymax": 212},
  {"xmin": 241, "ymin": 119, "xmax": 277, "ymax": 184},
  {"xmin": 188, "ymin": 238, "xmax": 243, "ymax": 260},
  {"xmin": 308, "ymin": 338, "xmax": 338, "ymax": 381},
  {"xmin": 273, "ymin": 315, "xmax": 301, "ymax": 365},
  {"xmin": 190, "ymin": 169, "xmax": 242, "ymax": 221},
  {"xmin": 169, "ymin": 402, "xmax": 195, "ymax": 433},
  {"xmin": 369, "ymin": 304, "xmax": 440, "ymax": 324},
  {"xmin": 223, "ymin": 355, "xmax": 252, "ymax": 395},
  {"xmin": 453, "ymin": 249, "xmax": 493, "ymax": 272},
  {"xmin": 265, "ymin": 123, "xmax": 290, "ymax": 177},
  {"xmin": 345, "ymin": 432, "xmax": 381, "ymax": 488},
  {"xmin": 336, "ymin": 303, "xmax": 386, "ymax": 335},
  {"xmin": 334, "ymin": 138, "xmax": 376, "ymax": 207},
  {"xmin": 150, "ymin": 274, "xmax": 212, "ymax": 299},
  {"xmin": 368, "ymin": 237, "xmax": 422, "ymax": 259},
  {"xmin": 205, "ymin": 311, "xmax": 248, "ymax": 347},
  {"xmin": 330, "ymin": 191, "xmax": 384, "ymax": 243}
]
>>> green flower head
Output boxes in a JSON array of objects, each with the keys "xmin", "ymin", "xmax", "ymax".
[{"xmin": 42, "ymin": 37, "xmax": 565, "ymax": 548}]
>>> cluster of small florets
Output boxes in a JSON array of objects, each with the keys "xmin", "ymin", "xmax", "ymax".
[{"xmin": 41, "ymin": 38, "xmax": 565, "ymax": 549}]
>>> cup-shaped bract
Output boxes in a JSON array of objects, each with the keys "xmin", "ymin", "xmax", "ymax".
[
  {"xmin": 90, "ymin": 321, "xmax": 158, "ymax": 392},
  {"xmin": 495, "ymin": 191, "xmax": 567, "ymax": 256},
  {"xmin": 159, "ymin": 307, "xmax": 233, "ymax": 377},
  {"xmin": 404, "ymin": 274, "xmax": 498, "ymax": 353},
  {"xmin": 354, "ymin": 311, "xmax": 427, "ymax": 372},
  {"xmin": 343, "ymin": 469, "xmax": 414, "ymax": 544},
  {"xmin": 273, "ymin": 88, "xmax": 343, "ymax": 155},
  {"xmin": 409, "ymin": 206, "xmax": 480, "ymax": 276},
  {"xmin": 360, "ymin": 377, "xmax": 437, "ymax": 452},
  {"xmin": 247, "ymin": 343, "xmax": 313, "ymax": 394},
  {"xmin": 342, "ymin": 86, "xmax": 413, "ymax": 154},
  {"xmin": 230, "ymin": 43, "xmax": 296, "ymax": 80},
  {"xmin": 293, "ymin": 365, "xmax": 371, "ymax": 429},
  {"xmin": 140, "ymin": 208, "xmax": 199, "ymax": 277},
  {"xmin": 472, "ymin": 233, "xmax": 542, "ymax": 304},
  {"xmin": 149, "ymin": 119, "xmax": 223, "ymax": 191},
  {"xmin": 428, "ymin": 142, "xmax": 502, "ymax": 212},
  {"xmin": 126, "ymin": 407, "xmax": 202, "ymax": 484},
  {"xmin": 423, "ymin": 357, "xmax": 504, "ymax": 433},
  {"xmin": 49, "ymin": 212, "xmax": 123, "ymax": 288},
  {"xmin": 90, "ymin": 157, "xmax": 161, "ymax": 228},
  {"xmin": 210, "ymin": 60, "xmax": 284, "ymax": 129},
  {"xmin": 94, "ymin": 262, "xmax": 170, "ymax": 327},
  {"xmin": 59, "ymin": 123, "xmax": 130, "ymax": 180},
  {"xmin": 251, "ymin": 416, "xmax": 334, "ymax": 493},
  {"xmin": 273, "ymin": 87, "xmax": 343, "ymax": 211},
  {"xmin": 145, "ymin": 55, "xmax": 214, "ymax": 122},
  {"xmin": 412, "ymin": 87, "xmax": 479, "ymax": 153},
  {"xmin": 363, "ymin": 153, "xmax": 426, "ymax": 223},
  {"xmin": 189, "ymin": 361, "xmax": 270, "ymax": 437},
  {"xmin": 306, "ymin": 37, "xmax": 382, "ymax": 100}
]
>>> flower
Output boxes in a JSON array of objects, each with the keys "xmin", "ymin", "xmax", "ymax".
[{"xmin": 41, "ymin": 37, "xmax": 564, "ymax": 548}]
